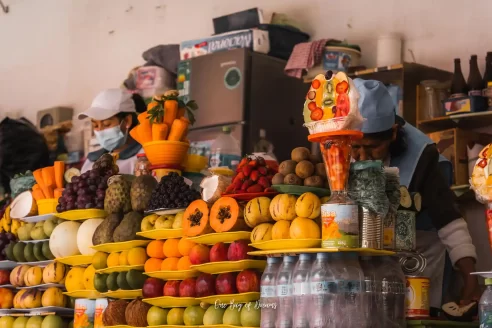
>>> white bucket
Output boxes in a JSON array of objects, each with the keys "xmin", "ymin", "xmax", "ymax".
[
  {"xmin": 377, "ymin": 34, "xmax": 402, "ymax": 67},
  {"xmin": 305, "ymin": 46, "xmax": 361, "ymax": 80}
]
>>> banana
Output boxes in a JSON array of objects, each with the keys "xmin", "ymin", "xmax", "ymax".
[
  {"xmin": 11, "ymin": 219, "xmax": 21, "ymax": 236},
  {"xmin": 0, "ymin": 218, "xmax": 4, "ymax": 233}
]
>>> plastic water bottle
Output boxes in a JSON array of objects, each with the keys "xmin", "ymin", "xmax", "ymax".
[
  {"xmin": 391, "ymin": 258, "xmax": 406, "ymax": 327},
  {"xmin": 276, "ymin": 256, "xmax": 297, "ymax": 328},
  {"xmin": 331, "ymin": 252, "xmax": 365, "ymax": 328},
  {"xmin": 292, "ymin": 254, "xmax": 312, "ymax": 328},
  {"xmin": 379, "ymin": 256, "xmax": 405, "ymax": 328},
  {"xmin": 309, "ymin": 253, "xmax": 338, "ymax": 328},
  {"xmin": 209, "ymin": 126, "xmax": 242, "ymax": 170},
  {"xmin": 480, "ymin": 278, "xmax": 492, "ymax": 327},
  {"xmin": 260, "ymin": 257, "xmax": 282, "ymax": 328},
  {"xmin": 360, "ymin": 256, "xmax": 383, "ymax": 328}
]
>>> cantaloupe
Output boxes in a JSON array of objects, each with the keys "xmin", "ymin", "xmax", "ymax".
[
  {"xmin": 9, "ymin": 191, "xmax": 37, "ymax": 219},
  {"xmin": 209, "ymin": 197, "xmax": 248, "ymax": 233},
  {"xmin": 50, "ymin": 221, "xmax": 81, "ymax": 258},
  {"xmin": 183, "ymin": 200, "xmax": 212, "ymax": 237},
  {"xmin": 77, "ymin": 219, "xmax": 104, "ymax": 256}
]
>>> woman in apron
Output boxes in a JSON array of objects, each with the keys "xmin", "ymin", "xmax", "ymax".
[
  {"xmin": 78, "ymin": 88, "xmax": 146, "ymax": 174},
  {"xmin": 351, "ymin": 79, "xmax": 480, "ymax": 309}
]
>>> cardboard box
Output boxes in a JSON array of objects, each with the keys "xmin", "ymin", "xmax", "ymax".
[
  {"xmin": 443, "ymin": 95, "xmax": 487, "ymax": 115},
  {"xmin": 427, "ymin": 128, "xmax": 478, "ymax": 185}
]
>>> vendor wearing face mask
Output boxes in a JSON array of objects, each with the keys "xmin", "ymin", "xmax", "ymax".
[
  {"xmin": 78, "ymin": 88, "xmax": 146, "ymax": 174},
  {"xmin": 351, "ymin": 79, "xmax": 480, "ymax": 310}
]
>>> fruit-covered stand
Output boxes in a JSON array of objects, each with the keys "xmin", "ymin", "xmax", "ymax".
[{"xmin": 0, "ymin": 83, "xmax": 478, "ymax": 328}]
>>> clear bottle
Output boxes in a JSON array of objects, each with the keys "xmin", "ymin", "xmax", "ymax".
[
  {"xmin": 261, "ymin": 257, "xmax": 282, "ymax": 328},
  {"xmin": 379, "ymin": 256, "xmax": 405, "ymax": 328},
  {"xmin": 276, "ymin": 256, "xmax": 297, "ymax": 328},
  {"xmin": 479, "ymin": 278, "xmax": 492, "ymax": 327},
  {"xmin": 309, "ymin": 253, "xmax": 338, "ymax": 328},
  {"xmin": 292, "ymin": 254, "xmax": 312, "ymax": 328},
  {"xmin": 360, "ymin": 256, "xmax": 383, "ymax": 328},
  {"xmin": 392, "ymin": 258, "xmax": 407, "ymax": 327},
  {"xmin": 254, "ymin": 128, "xmax": 275, "ymax": 155},
  {"xmin": 209, "ymin": 126, "xmax": 242, "ymax": 170}
]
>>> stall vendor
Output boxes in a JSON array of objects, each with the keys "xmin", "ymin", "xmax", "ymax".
[
  {"xmin": 78, "ymin": 88, "xmax": 146, "ymax": 174},
  {"xmin": 351, "ymin": 79, "xmax": 480, "ymax": 308}
]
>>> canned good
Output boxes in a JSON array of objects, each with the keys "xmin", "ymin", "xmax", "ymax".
[
  {"xmin": 74, "ymin": 298, "xmax": 96, "ymax": 328},
  {"xmin": 405, "ymin": 276, "xmax": 430, "ymax": 318},
  {"xmin": 383, "ymin": 211, "xmax": 396, "ymax": 249},
  {"xmin": 94, "ymin": 298, "xmax": 109, "ymax": 328},
  {"xmin": 399, "ymin": 252, "xmax": 427, "ymax": 276},
  {"xmin": 395, "ymin": 210, "xmax": 416, "ymax": 251},
  {"xmin": 321, "ymin": 203, "xmax": 359, "ymax": 248},
  {"xmin": 359, "ymin": 206, "xmax": 383, "ymax": 249}
]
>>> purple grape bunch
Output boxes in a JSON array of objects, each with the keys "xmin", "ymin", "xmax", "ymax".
[{"xmin": 147, "ymin": 172, "xmax": 201, "ymax": 211}]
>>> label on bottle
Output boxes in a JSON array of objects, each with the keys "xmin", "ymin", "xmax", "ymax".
[
  {"xmin": 321, "ymin": 204, "xmax": 359, "ymax": 248},
  {"xmin": 480, "ymin": 311, "xmax": 492, "ymax": 326},
  {"xmin": 293, "ymin": 282, "xmax": 310, "ymax": 296},
  {"xmin": 277, "ymin": 284, "xmax": 292, "ymax": 297},
  {"xmin": 310, "ymin": 281, "xmax": 337, "ymax": 294},
  {"xmin": 261, "ymin": 286, "xmax": 276, "ymax": 298},
  {"xmin": 469, "ymin": 90, "xmax": 483, "ymax": 97}
]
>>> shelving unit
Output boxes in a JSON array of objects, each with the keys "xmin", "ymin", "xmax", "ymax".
[{"xmin": 418, "ymin": 111, "xmax": 492, "ymax": 134}]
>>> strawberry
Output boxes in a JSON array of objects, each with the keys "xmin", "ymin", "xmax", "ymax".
[
  {"xmin": 258, "ymin": 176, "xmax": 271, "ymax": 189},
  {"xmin": 264, "ymin": 187, "xmax": 276, "ymax": 192},
  {"xmin": 232, "ymin": 172, "xmax": 245, "ymax": 184},
  {"xmin": 257, "ymin": 166, "xmax": 268, "ymax": 176},
  {"xmin": 242, "ymin": 165, "xmax": 253, "ymax": 177},
  {"xmin": 257, "ymin": 157, "xmax": 266, "ymax": 167},
  {"xmin": 237, "ymin": 157, "xmax": 250, "ymax": 170},
  {"xmin": 247, "ymin": 184, "xmax": 264, "ymax": 193},
  {"xmin": 241, "ymin": 179, "xmax": 254, "ymax": 191},
  {"xmin": 250, "ymin": 170, "xmax": 260, "ymax": 182},
  {"xmin": 232, "ymin": 179, "xmax": 243, "ymax": 191},
  {"xmin": 266, "ymin": 174, "xmax": 274, "ymax": 182},
  {"xmin": 248, "ymin": 160, "xmax": 258, "ymax": 168}
]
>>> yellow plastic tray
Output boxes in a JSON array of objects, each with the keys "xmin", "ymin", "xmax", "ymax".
[
  {"xmin": 63, "ymin": 290, "xmax": 102, "ymax": 299},
  {"xmin": 103, "ymin": 289, "xmax": 142, "ymax": 299},
  {"xmin": 91, "ymin": 240, "xmax": 150, "ymax": 252},
  {"xmin": 187, "ymin": 231, "xmax": 251, "ymax": 245},
  {"xmin": 96, "ymin": 265, "xmax": 144, "ymax": 274},
  {"xmin": 148, "ymin": 326, "xmax": 201, "ymax": 328},
  {"xmin": 145, "ymin": 269, "xmax": 199, "ymax": 280},
  {"xmin": 250, "ymin": 239, "xmax": 321, "ymax": 250},
  {"xmin": 136, "ymin": 228, "xmax": 184, "ymax": 240},
  {"xmin": 104, "ymin": 326, "xmax": 134, "ymax": 328},
  {"xmin": 143, "ymin": 296, "xmax": 200, "ymax": 308},
  {"xmin": 198, "ymin": 292, "xmax": 260, "ymax": 304},
  {"xmin": 202, "ymin": 326, "xmax": 259, "ymax": 328},
  {"xmin": 56, "ymin": 255, "xmax": 93, "ymax": 267},
  {"xmin": 248, "ymin": 247, "xmax": 395, "ymax": 257},
  {"xmin": 191, "ymin": 260, "xmax": 266, "ymax": 274},
  {"xmin": 55, "ymin": 209, "xmax": 107, "ymax": 221}
]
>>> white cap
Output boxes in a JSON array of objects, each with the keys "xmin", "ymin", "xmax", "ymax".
[{"xmin": 78, "ymin": 88, "xmax": 136, "ymax": 121}]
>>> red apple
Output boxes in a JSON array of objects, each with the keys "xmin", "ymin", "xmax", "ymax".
[
  {"xmin": 189, "ymin": 244, "xmax": 210, "ymax": 265},
  {"xmin": 142, "ymin": 277, "xmax": 165, "ymax": 298},
  {"xmin": 236, "ymin": 269, "xmax": 260, "ymax": 293},
  {"xmin": 195, "ymin": 273, "xmax": 216, "ymax": 297},
  {"xmin": 227, "ymin": 240, "xmax": 253, "ymax": 261},
  {"xmin": 215, "ymin": 272, "xmax": 237, "ymax": 295},
  {"xmin": 210, "ymin": 242, "xmax": 229, "ymax": 262},
  {"xmin": 163, "ymin": 280, "xmax": 181, "ymax": 297},
  {"xmin": 0, "ymin": 270, "xmax": 9, "ymax": 285},
  {"xmin": 179, "ymin": 278, "xmax": 197, "ymax": 297}
]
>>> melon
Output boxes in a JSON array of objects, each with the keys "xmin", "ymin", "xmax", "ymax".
[
  {"xmin": 10, "ymin": 191, "xmax": 37, "ymax": 219},
  {"xmin": 49, "ymin": 221, "xmax": 81, "ymax": 258},
  {"xmin": 77, "ymin": 219, "xmax": 104, "ymax": 255}
]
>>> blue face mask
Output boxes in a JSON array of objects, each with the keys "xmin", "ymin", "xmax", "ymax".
[{"xmin": 94, "ymin": 122, "xmax": 127, "ymax": 151}]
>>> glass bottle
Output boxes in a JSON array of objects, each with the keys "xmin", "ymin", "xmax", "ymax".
[
  {"xmin": 450, "ymin": 58, "xmax": 468, "ymax": 97},
  {"xmin": 468, "ymin": 54, "xmax": 484, "ymax": 96}
]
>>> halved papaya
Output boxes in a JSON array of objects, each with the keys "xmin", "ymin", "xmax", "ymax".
[
  {"xmin": 210, "ymin": 197, "xmax": 249, "ymax": 233},
  {"xmin": 183, "ymin": 200, "xmax": 212, "ymax": 237}
]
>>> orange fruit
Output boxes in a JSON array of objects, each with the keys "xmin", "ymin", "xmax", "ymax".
[
  {"xmin": 127, "ymin": 247, "xmax": 148, "ymax": 266},
  {"xmin": 178, "ymin": 238, "xmax": 197, "ymax": 257},
  {"xmin": 161, "ymin": 257, "xmax": 180, "ymax": 271},
  {"xmin": 144, "ymin": 258, "xmax": 163, "ymax": 272},
  {"xmin": 163, "ymin": 239, "xmax": 182, "ymax": 258},
  {"xmin": 147, "ymin": 240, "xmax": 166, "ymax": 259},
  {"xmin": 177, "ymin": 256, "xmax": 192, "ymax": 270}
]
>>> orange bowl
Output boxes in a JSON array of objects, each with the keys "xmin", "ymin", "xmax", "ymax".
[
  {"xmin": 143, "ymin": 140, "xmax": 190, "ymax": 166},
  {"xmin": 37, "ymin": 198, "xmax": 58, "ymax": 215}
]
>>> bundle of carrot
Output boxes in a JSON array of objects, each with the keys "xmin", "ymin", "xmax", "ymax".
[
  {"xmin": 32, "ymin": 161, "xmax": 65, "ymax": 201},
  {"xmin": 129, "ymin": 90, "xmax": 198, "ymax": 145}
]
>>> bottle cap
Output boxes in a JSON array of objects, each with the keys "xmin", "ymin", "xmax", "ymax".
[
  {"xmin": 222, "ymin": 126, "xmax": 231, "ymax": 134},
  {"xmin": 267, "ymin": 257, "xmax": 281, "ymax": 264},
  {"xmin": 299, "ymin": 253, "xmax": 312, "ymax": 261},
  {"xmin": 486, "ymin": 278, "xmax": 492, "ymax": 285},
  {"xmin": 283, "ymin": 255, "xmax": 298, "ymax": 263},
  {"xmin": 316, "ymin": 252, "xmax": 331, "ymax": 259}
]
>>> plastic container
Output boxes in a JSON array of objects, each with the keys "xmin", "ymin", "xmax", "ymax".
[
  {"xmin": 480, "ymin": 278, "xmax": 492, "ymax": 327},
  {"xmin": 209, "ymin": 126, "xmax": 242, "ymax": 170},
  {"xmin": 143, "ymin": 140, "xmax": 189, "ymax": 166},
  {"xmin": 183, "ymin": 154, "xmax": 208, "ymax": 173},
  {"xmin": 37, "ymin": 198, "xmax": 58, "ymax": 215},
  {"xmin": 134, "ymin": 153, "xmax": 151, "ymax": 176},
  {"xmin": 305, "ymin": 44, "xmax": 361, "ymax": 79},
  {"xmin": 258, "ymin": 24, "xmax": 310, "ymax": 60},
  {"xmin": 276, "ymin": 255, "xmax": 297, "ymax": 328},
  {"xmin": 376, "ymin": 34, "xmax": 402, "ymax": 67},
  {"xmin": 261, "ymin": 257, "xmax": 282, "ymax": 328}
]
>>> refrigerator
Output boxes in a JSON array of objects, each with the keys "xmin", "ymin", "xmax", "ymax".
[{"xmin": 178, "ymin": 48, "xmax": 311, "ymax": 162}]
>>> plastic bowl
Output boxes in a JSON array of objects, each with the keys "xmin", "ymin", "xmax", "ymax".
[
  {"xmin": 37, "ymin": 198, "xmax": 58, "ymax": 215},
  {"xmin": 143, "ymin": 140, "xmax": 190, "ymax": 166},
  {"xmin": 183, "ymin": 154, "xmax": 208, "ymax": 173}
]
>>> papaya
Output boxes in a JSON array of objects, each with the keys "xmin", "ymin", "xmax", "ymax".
[
  {"xmin": 24, "ymin": 266, "xmax": 43, "ymax": 286},
  {"xmin": 250, "ymin": 223, "xmax": 273, "ymax": 243},
  {"xmin": 295, "ymin": 192, "xmax": 321, "ymax": 219},
  {"xmin": 269, "ymin": 194, "xmax": 297, "ymax": 221},
  {"xmin": 210, "ymin": 197, "xmax": 248, "ymax": 233},
  {"xmin": 244, "ymin": 197, "xmax": 274, "ymax": 228},
  {"xmin": 271, "ymin": 220, "xmax": 291, "ymax": 240},
  {"xmin": 183, "ymin": 200, "xmax": 212, "ymax": 237},
  {"xmin": 289, "ymin": 217, "xmax": 321, "ymax": 239}
]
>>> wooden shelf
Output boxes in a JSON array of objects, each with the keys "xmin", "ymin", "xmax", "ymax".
[
  {"xmin": 452, "ymin": 184, "xmax": 475, "ymax": 202},
  {"xmin": 417, "ymin": 111, "xmax": 492, "ymax": 134}
]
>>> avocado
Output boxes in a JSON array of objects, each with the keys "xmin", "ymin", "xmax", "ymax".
[
  {"xmin": 126, "ymin": 270, "xmax": 146, "ymax": 290},
  {"xmin": 41, "ymin": 241, "xmax": 55, "ymax": 260},
  {"xmin": 92, "ymin": 213, "xmax": 123, "ymax": 246},
  {"xmin": 33, "ymin": 242, "xmax": 47, "ymax": 261},
  {"xmin": 5, "ymin": 242, "xmax": 15, "ymax": 261},
  {"xmin": 24, "ymin": 243, "xmax": 37, "ymax": 262},
  {"xmin": 117, "ymin": 271, "xmax": 131, "ymax": 290},
  {"xmin": 106, "ymin": 272, "xmax": 119, "ymax": 291},
  {"xmin": 112, "ymin": 211, "xmax": 143, "ymax": 243},
  {"xmin": 13, "ymin": 242, "xmax": 26, "ymax": 262},
  {"xmin": 94, "ymin": 274, "xmax": 109, "ymax": 293}
]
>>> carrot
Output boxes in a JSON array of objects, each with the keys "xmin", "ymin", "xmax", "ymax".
[
  {"xmin": 44, "ymin": 187, "xmax": 54, "ymax": 199},
  {"xmin": 33, "ymin": 169, "xmax": 48, "ymax": 198},
  {"xmin": 32, "ymin": 189, "xmax": 45, "ymax": 201},
  {"xmin": 42, "ymin": 167, "xmax": 56, "ymax": 188},
  {"xmin": 137, "ymin": 112, "xmax": 153, "ymax": 144},
  {"xmin": 180, "ymin": 117, "xmax": 190, "ymax": 141},
  {"xmin": 177, "ymin": 108, "xmax": 186, "ymax": 118},
  {"xmin": 152, "ymin": 123, "xmax": 169, "ymax": 141},
  {"xmin": 129, "ymin": 127, "xmax": 142, "ymax": 144},
  {"xmin": 32, "ymin": 184, "xmax": 40, "ymax": 191},
  {"xmin": 168, "ymin": 118, "xmax": 189, "ymax": 141},
  {"xmin": 54, "ymin": 161, "xmax": 65, "ymax": 189},
  {"xmin": 163, "ymin": 99, "xmax": 178, "ymax": 127},
  {"xmin": 54, "ymin": 188, "xmax": 64, "ymax": 199}
]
